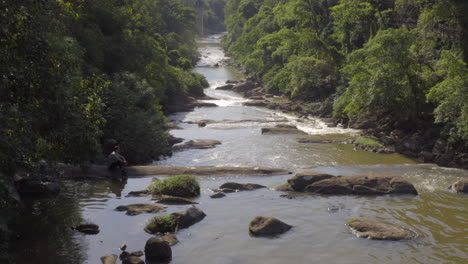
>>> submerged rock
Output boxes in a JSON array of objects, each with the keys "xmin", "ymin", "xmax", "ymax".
[
  {"xmin": 210, "ymin": 192, "xmax": 226, "ymax": 198},
  {"xmin": 115, "ymin": 203, "xmax": 166, "ymax": 216},
  {"xmin": 304, "ymin": 173, "xmax": 418, "ymax": 195},
  {"xmin": 261, "ymin": 126, "xmax": 306, "ymax": 135},
  {"xmin": 125, "ymin": 190, "xmax": 149, "ymax": 197},
  {"xmin": 219, "ymin": 182, "xmax": 266, "ymax": 191},
  {"xmin": 74, "ymin": 223, "xmax": 99, "ymax": 234},
  {"xmin": 159, "ymin": 233, "xmax": 179, "ymax": 246},
  {"xmin": 249, "ymin": 216, "xmax": 292, "ymax": 237},
  {"xmin": 173, "ymin": 139, "xmax": 221, "ymax": 150},
  {"xmin": 171, "ymin": 206, "xmax": 206, "ymax": 229},
  {"xmin": 154, "ymin": 195, "xmax": 198, "ymax": 205},
  {"xmin": 449, "ymin": 179, "xmax": 468, "ymax": 193},
  {"xmin": 100, "ymin": 254, "xmax": 118, "ymax": 264},
  {"xmin": 145, "ymin": 237, "xmax": 172, "ymax": 262},
  {"xmin": 287, "ymin": 171, "xmax": 334, "ymax": 191},
  {"xmin": 273, "ymin": 183, "xmax": 294, "ymax": 192},
  {"xmin": 347, "ymin": 218, "xmax": 416, "ymax": 240},
  {"xmin": 122, "ymin": 256, "xmax": 144, "ymax": 264}
]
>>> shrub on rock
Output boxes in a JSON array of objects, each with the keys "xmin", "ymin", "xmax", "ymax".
[
  {"xmin": 145, "ymin": 215, "xmax": 177, "ymax": 234},
  {"xmin": 148, "ymin": 174, "xmax": 200, "ymax": 197}
]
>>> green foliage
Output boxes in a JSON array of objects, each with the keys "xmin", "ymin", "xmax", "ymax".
[
  {"xmin": 0, "ymin": 0, "xmax": 207, "ymax": 171},
  {"xmin": 334, "ymin": 29, "xmax": 428, "ymax": 124},
  {"xmin": 427, "ymin": 50, "xmax": 468, "ymax": 142},
  {"xmin": 354, "ymin": 137, "xmax": 384, "ymax": 148},
  {"xmin": 148, "ymin": 174, "xmax": 201, "ymax": 197},
  {"xmin": 145, "ymin": 215, "xmax": 177, "ymax": 234}
]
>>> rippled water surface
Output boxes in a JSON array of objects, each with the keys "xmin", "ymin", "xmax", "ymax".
[{"xmin": 13, "ymin": 34, "xmax": 468, "ymax": 264}]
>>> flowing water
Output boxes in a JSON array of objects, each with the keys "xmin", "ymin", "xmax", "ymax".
[{"xmin": 13, "ymin": 34, "xmax": 467, "ymax": 264}]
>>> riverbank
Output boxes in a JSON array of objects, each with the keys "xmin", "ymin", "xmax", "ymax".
[{"xmin": 213, "ymin": 67, "xmax": 468, "ymax": 169}]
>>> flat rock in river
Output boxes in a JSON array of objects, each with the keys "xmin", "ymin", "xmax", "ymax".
[
  {"xmin": 287, "ymin": 171, "xmax": 334, "ymax": 191},
  {"xmin": 173, "ymin": 139, "xmax": 221, "ymax": 150},
  {"xmin": 261, "ymin": 125, "xmax": 306, "ymax": 135},
  {"xmin": 115, "ymin": 203, "xmax": 166, "ymax": 216},
  {"xmin": 101, "ymin": 254, "xmax": 117, "ymax": 264},
  {"xmin": 61, "ymin": 164, "xmax": 291, "ymax": 178},
  {"xmin": 154, "ymin": 195, "xmax": 198, "ymax": 205},
  {"xmin": 304, "ymin": 173, "xmax": 418, "ymax": 195},
  {"xmin": 219, "ymin": 182, "xmax": 266, "ymax": 191},
  {"xmin": 347, "ymin": 218, "xmax": 416, "ymax": 240}
]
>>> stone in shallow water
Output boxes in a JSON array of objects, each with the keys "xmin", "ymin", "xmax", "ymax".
[
  {"xmin": 154, "ymin": 195, "xmax": 198, "ymax": 205},
  {"xmin": 273, "ymin": 183, "xmax": 294, "ymax": 192},
  {"xmin": 100, "ymin": 254, "xmax": 117, "ymax": 264},
  {"xmin": 74, "ymin": 223, "xmax": 99, "ymax": 234},
  {"xmin": 449, "ymin": 179, "xmax": 468, "ymax": 193},
  {"xmin": 171, "ymin": 206, "xmax": 206, "ymax": 229},
  {"xmin": 287, "ymin": 171, "xmax": 334, "ymax": 191},
  {"xmin": 219, "ymin": 182, "xmax": 266, "ymax": 191},
  {"xmin": 249, "ymin": 216, "xmax": 292, "ymax": 237},
  {"xmin": 347, "ymin": 218, "xmax": 416, "ymax": 240},
  {"xmin": 115, "ymin": 203, "xmax": 166, "ymax": 216},
  {"xmin": 210, "ymin": 192, "xmax": 226, "ymax": 198},
  {"xmin": 304, "ymin": 173, "xmax": 418, "ymax": 195},
  {"xmin": 145, "ymin": 237, "xmax": 172, "ymax": 262}
]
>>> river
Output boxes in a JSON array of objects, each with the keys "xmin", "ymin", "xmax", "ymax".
[{"xmin": 12, "ymin": 34, "xmax": 467, "ymax": 264}]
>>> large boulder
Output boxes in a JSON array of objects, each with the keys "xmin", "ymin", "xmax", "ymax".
[
  {"xmin": 304, "ymin": 174, "xmax": 418, "ymax": 195},
  {"xmin": 249, "ymin": 216, "xmax": 292, "ymax": 237},
  {"xmin": 115, "ymin": 203, "xmax": 166, "ymax": 216},
  {"xmin": 144, "ymin": 237, "xmax": 172, "ymax": 262},
  {"xmin": 100, "ymin": 254, "xmax": 117, "ymax": 264},
  {"xmin": 449, "ymin": 179, "xmax": 468, "ymax": 193},
  {"xmin": 219, "ymin": 182, "xmax": 266, "ymax": 191},
  {"xmin": 171, "ymin": 206, "xmax": 206, "ymax": 229},
  {"xmin": 287, "ymin": 171, "xmax": 334, "ymax": 191},
  {"xmin": 347, "ymin": 218, "xmax": 416, "ymax": 240}
]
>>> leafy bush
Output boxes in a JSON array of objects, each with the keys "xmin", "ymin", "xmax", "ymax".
[
  {"xmin": 148, "ymin": 174, "xmax": 200, "ymax": 197},
  {"xmin": 354, "ymin": 137, "xmax": 384, "ymax": 149}
]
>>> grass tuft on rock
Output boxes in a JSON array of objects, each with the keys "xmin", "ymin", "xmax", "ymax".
[
  {"xmin": 354, "ymin": 137, "xmax": 384, "ymax": 148},
  {"xmin": 145, "ymin": 215, "xmax": 177, "ymax": 234},
  {"xmin": 147, "ymin": 174, "xmax": 200, "ymax": 197}
]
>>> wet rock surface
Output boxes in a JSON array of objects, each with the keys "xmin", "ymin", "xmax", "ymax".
[
  {"xmin": 261, "ymin": 125, "xmax": 306, "ymax": 135},
  {"xmin": 159, "ymin": 233, "xmax": 179, "ymax": 246},
  {"xmin": 144, "ymin": 237, "xmax": 172, "ymax": 262},
  {"xmin": 173, "ymin": 139, "xmax": 221, "ymax": 150},
  {"xmin": 154, "ymin": 195, "xmax": 198, "ymax": 205},
  {"xmin": 219, "ymin": 182, "xmax": 266, "ymax": 191},
  {"xmin": 449, "ymin": 179, "xmax": 468, "ymax": 193},
  {"xmin": 249, "ymin": 216, "xmax": 292, "ymax": 237},
  {"xmin": 210, "ymin": 192, "xmax": 226, "ymax": 198},
  {"xmin": 125, "ymin": 190, "xmax": 149, "ymax": 197},
  {"xmin": 115, "ymin": 204, "xmax": 166, "ymax": 216},
  {"xmin": 74, "ymin": 223, "xmax": 100, "ymax": 234},
  {"xmin": 347, "ymin": 218, "xmax": 416, "ymax": 240},
  {"xmin": 287, "ymin": 171, "xmax": 334, "ymax": 191},
  {"xmin": 171, "ymin": 206, "xmax": 206, "ymax": 229},
  {"xmin": 304, "ymin": 173, "xmax": 418, "ymax": 195},
  {"xmin": 100, "ymin": 254, "xmax": 117, "ymax": 264},
  {"xmin": 273, "ymin": 183, "xmax": 294, "ymax": 192}
]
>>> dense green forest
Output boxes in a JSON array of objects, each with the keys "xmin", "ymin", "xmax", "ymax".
[
  {"xmin": 0, "ymin": 0, "xmax": 211, "ymax": 176},
  {"xmin": 223, "ymin": 0, "xmax": 468, "ymax": 147},
  {"xmin": 0, "ymin": 0, "xmax": 219, "ymax": 259}
]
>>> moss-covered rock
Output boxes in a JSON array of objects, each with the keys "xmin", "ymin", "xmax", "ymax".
[
  {"xmin": 144, "ymin": 215, "xmax": 178, "ymax": 234},
  {"xmin": 147, "ymin": 174, "xmax": 200, "ymax": 197}
]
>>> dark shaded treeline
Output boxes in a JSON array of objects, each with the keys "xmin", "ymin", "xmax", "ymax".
[
  {"xmin": 222, "ymin": 0, "xmax": 467, "ymax": 159},
  {"xmin": 0, "ymin": 0, "xmax": 218, "ymax": 260},
  {"xmin": 0, "ymin": 0, "xmax": 210, "ymax": 174}
]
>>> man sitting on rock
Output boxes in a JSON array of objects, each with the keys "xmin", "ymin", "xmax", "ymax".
[{"xmin": 108, "ymin": 145, "xmax": 128, "ymax": 180}]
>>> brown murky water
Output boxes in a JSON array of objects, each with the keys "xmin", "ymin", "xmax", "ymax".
[{"xmin": 13, "ymin": 34, "xmax": 468, "ymax": 264}]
